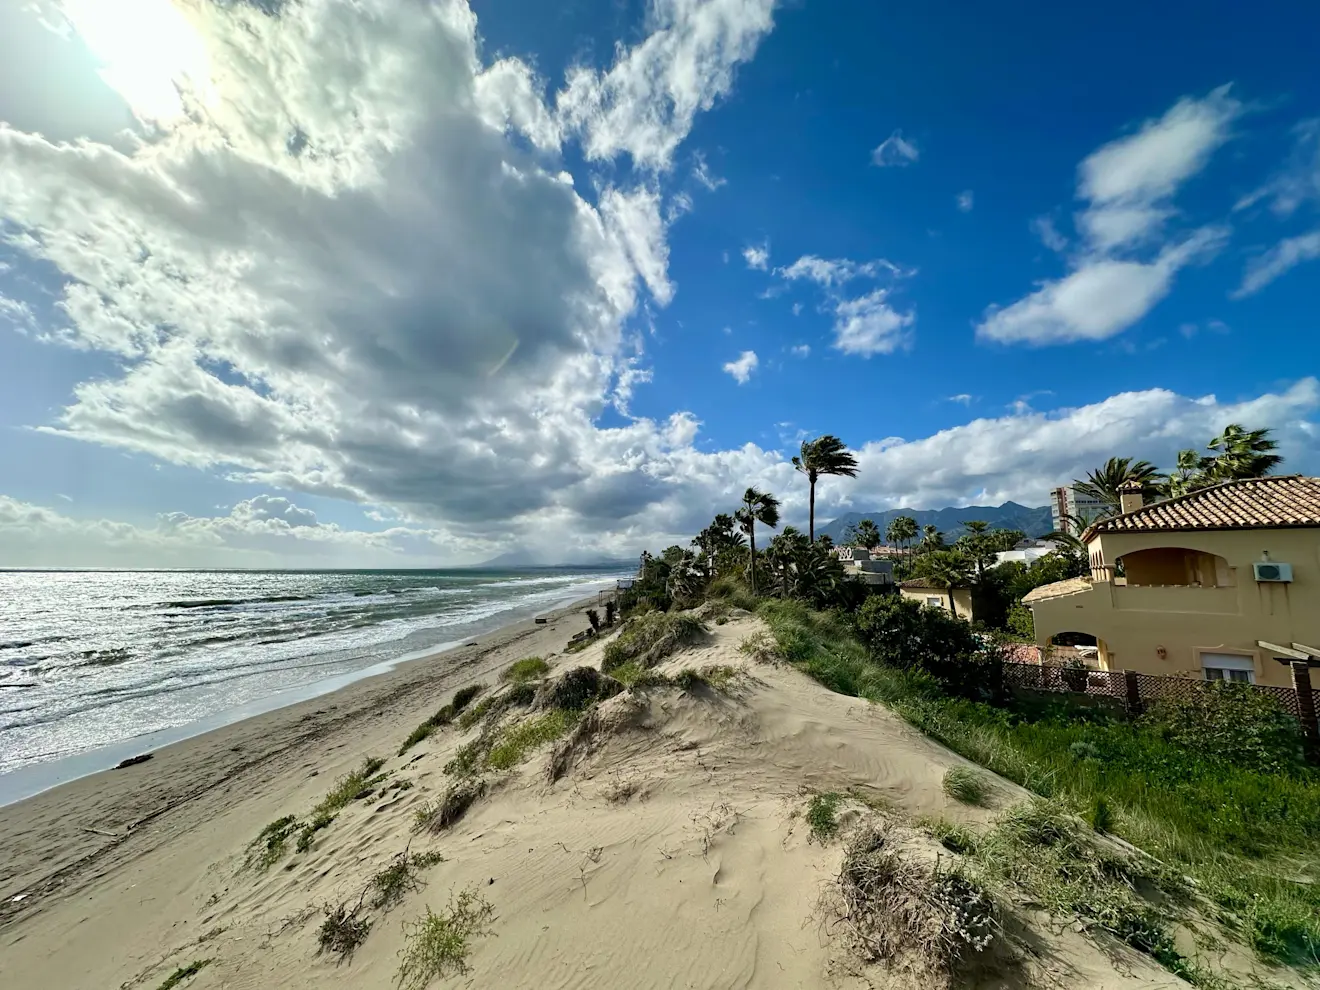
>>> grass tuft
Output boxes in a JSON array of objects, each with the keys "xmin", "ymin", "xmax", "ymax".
[
  {"xmin": 318, "ymin": 901, "xmax": 371, "ymax": 960},
  {"xmin": 501, "ymin": 657, "xmax": 550, "ymax": 684},
  {"xmin": 399, "ymin": 684, "xmax": 486, "ymax": 755},
  {"xmin": 371, "ymin": 850, "xmax": 448, "ymax": 910},
  {"xmin": 312, "ymin": 756, "xmax": 386, "ymax": 818},
  {"xmin": 601, "ymin": 611, "xmax": 706, "ymax": 673},
  {"xmin": 155, "ymin": 959, "xmax": 213, "ymax": 990},
  {"xmin": 943, "ymin": 766, "xmax": 990, "ymax": 806},
  {"xmin": 295, "ymin": 809, "xmax": 336, "ymax": 853},
  {"xmin": 807, "ymin": 792, "xmax": 844, "ymax": 843},
  {"xmin": 248, "ymin": 815, "xmax": 298, "ymax": 870},
  {"xmin": 396, "ymin": 889, "xmax": 496, "ymax": 989},
  {"xmin": 415, "ymin": 778, "xmax": 487, "ymax": 833},
  {"xmin": 487, "ymin": 710, "xmax": 577, "ymax": 771}
]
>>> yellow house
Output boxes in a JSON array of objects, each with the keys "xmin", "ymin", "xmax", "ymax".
[
  {"xmin": 1024, "ymin": 476, "xmax": 1320, "ymax": 688},
  {"xmin": 899, "ymin": 579, "xmax": 975, "ymax": 621}
]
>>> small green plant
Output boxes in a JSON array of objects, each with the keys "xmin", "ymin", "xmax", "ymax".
[
  {"xmin": 396, "ymin": 889, "xmax": 496, "ymax": 988},
  {"xmin": 318, "ymin": 900, "xmax": 371, "ymax": 959},
  {"xmin": 942, "ymin": 766, "xmax": 990, "ymax": 806},
  {"xmin": 501, "ymin": 657, "xmax": 550, "ymax": 684},
  {"xmin": 248, "ymin": 815, "xmax": 299, "ymax": 870},
  {"xmin": 415, "ymin": 778, "xmax": 487, "ymax": 833},
  {"xmin": 609, "ymin": 660, "xmax": 644, "ymax": 686},
  {"xmin": 486, "ymin": 710, "xmax": 576, "ymax": 771},
  {"xmin": 738, "ymin": 631, "xmax": 779, "ymax": 663},
  {"xmin": 371, "ymin": 850, "xmax": 448, "ymax": 910},
  {"xmin": 807, "ymin": 792, "xmax": 844, "ymax": 843},
  {"xmin": 155, "ymin": 959, "xmax": 213, "ymax": 990},
  {"xmin": 1087, "ymin": 796, "xmax": 1113, "ymax": 834},
  {"xmin": 399, "ymin": 685, "xmax": 486, "ymax": 755},
  {"xmin": 443, "ymin": 739, "xmax": 486, "ymax": 778},
  {"xmin": 295, "ymin": 809, "xmax": 336, "ymax": 853},
  {"xmin": 457, "ymin": 696, "xmax": 497, "ymax": 730},
  {"xmin": 312, "ymin": 756, "xmax": 386, "ymax": 817},
  {"xmin": 918, "ymin": 815, "xmax": 979, "ymax": 855},
  {"xmin": 601, "ymin": 611, "xmax": 706, "ymax": 673}
]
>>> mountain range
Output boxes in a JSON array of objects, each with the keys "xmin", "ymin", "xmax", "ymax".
[{"xmin": 817, "ymin": 502, "xmax": 1054, "ymax": 544}]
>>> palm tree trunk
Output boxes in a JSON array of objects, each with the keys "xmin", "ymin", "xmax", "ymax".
[
  {"xmin": 748, "ymin": 525, "xmax": 757, "ymax": 596},
  {"xmin": 808, "ymin": 478, "xmax": 816, "ymax": 543},
  {"xmin": 948, "ymin": 590, "xmax": 957, "ymax": 618}
]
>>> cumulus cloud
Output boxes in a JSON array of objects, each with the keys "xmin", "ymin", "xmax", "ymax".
[
  {"xmin": 979, "ymin": 87, "xmax": 1236, "ymax": 346},
  {"xmin": 773, "ymin": 254, "xmax": 915, "ymax": 355},
  {"xmin": 956, "ymin": 190, "xmax": 974, "ymax": 212},
  {"xmin": 722, "ymin": 349, "xmax": 758, "ymax": 383},
  {"xmin": 871, "ymin": 129, "xmax": 919, "ymax": 167},
  {"xmin": 742, "ymin": 243, "xmax": 770, "ymax": 270}
]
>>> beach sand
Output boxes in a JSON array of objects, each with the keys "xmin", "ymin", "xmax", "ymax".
[{"xmin": 0, "ymin": 604, "xmax": 1179, "ymax": 989}]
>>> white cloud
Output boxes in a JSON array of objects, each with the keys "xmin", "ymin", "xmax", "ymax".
[
  {"xmin": 978, "ymin": 227, "xmax": 1226, "ymax": 345},
  {"xmin": 1031, "ymin": 215, "xmax": 1068, "ymax": 252},
  {"xmin": 1076, "ymin": 85, "xmax": 1239, "ymax": 252},
  {"xmin": 982, "ymin": 87, "xmax": 1237, "ymax": 346},
  {"xmin": 832, "ymin": 289, "xmax": 914, "ymax": 356},
  {"xmin": 1235, "ymin": 118, "xmax": 1320, "ymax": 218},
  {"xmin": 691, "ymin": 150, "xmax": 726, "ymax": 191},
  {"xmin": 947, "ymin": 394, "xmax": 974, "ymax": 405},
  {"xmin": 0, "ymin": 292, "xmax": 37, "ymax": 332},
  {"xmin": 956, "ymin": 190, "xmax": 974, "ymax": 212},
  {"xmin": 1233, "ymin": 229, "xmax": 1320, "ymax": 297},
  {"xmin": 556, "ymin": 0, "xmax": 776, "ymax": 171},
  {"xmin": 742, "ymin": 243, "xmax": 770, "ymax": 270},
  {"xmin": 790, "ymin": 343, "xmax": 810, "ymax": 357},
  {"xmin": 776, "ymin": 254, "xmax": 905, "ymax": 286},
  {"xmin": 722, "ymin": 349, "xmax": 758, "ymax": 383},
  {"xmin": 871, "ymin": 129, "xmax": 919, "ymax": 167},
  {"xmin": 791, "ymin": 302, "xmax": 802, "ymax": 316}
]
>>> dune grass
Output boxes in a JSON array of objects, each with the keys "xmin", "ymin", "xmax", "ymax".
[
  {"xmin": 399, "ymin": 684, "xmax": 485, "ymax": 755},
  {"xmin": 501, "ymin": 657, "xmax": 550, "ymax": 684},
  {"xmin": 486, "ymin": 709, "xmax": 577, "ymax": 771},
  {"xmin": 312, "ymin": 756, "xmax": 386, "ymax": 817},
  {"xmin": 397, "ymin": 889, "xmax": 496, "ymax": 988},
  {"xmin": 943, "ymin": 767, "xmax": 990, "ymax": 806},
  {"xmin": 757, "ymin": 598, "xmax": 1320, "ymax": 973},
  {"xmin": 155, "ymin": 959, "xmax": 212, "ymax": 990},
  {"xmin": 601, "ymin": 611, "xmax": 706, "ymax": 673},
  {"xmin": 807, "ymin": 792, "xmax": 844, "ymax": 843}
]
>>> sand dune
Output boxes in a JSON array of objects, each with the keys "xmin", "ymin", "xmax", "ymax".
[{"xmin": 0, "ymin": 607, "xmax": 1184, "ymax": 989}]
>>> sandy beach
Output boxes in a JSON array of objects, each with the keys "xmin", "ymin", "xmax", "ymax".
[{"xmin": 0, "ymin": 602, "xmax": 1178, "ymax": 990}]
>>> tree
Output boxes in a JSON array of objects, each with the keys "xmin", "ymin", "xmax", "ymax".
[
  {"xmin": 914, "ymin": 550, "xmax": 974, "ymax": 617},
  {"xmin": 735, "ymin": 487, "xmax": 781, "ymax": 596},
  {"xmin": 954, "ymin": 520, "xmax": 997, "ymax": 583},
  {"xmin": 666, "ymin": 549, "xmax": 707, "ymax": 605},
  {"xmin": 850, "ymin": 519, "xmax": 882, "ymax": 550},
  {"xmin": 792, "ymin": 435, "xmax": 859, "ymax": 542},
  {"xmin": 919, "ymin": 524, "xmax": 945, "ymax": 552},
  {"xmin": 765, "ymin": 526, "xmax": 810, "ymax": 597},
  {"xmin": 1207, "ymin": 424, "xmax": 1283, "ymax": 481},
  {"xmin": 887, "ymin": 515, "xmax": 918, "ymax": 554},
  {"xmin": 693, "ymin": 513, "xmax": 745, "ymax": 557},
  {"xmin": 1074, "ymin": 457, "xmax": 1161, "ymax": 516}
]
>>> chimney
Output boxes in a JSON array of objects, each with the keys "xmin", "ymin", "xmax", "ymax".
[{"xmin": 1118, "ymin": 479, "xmax": 1144, "ymax": 514}]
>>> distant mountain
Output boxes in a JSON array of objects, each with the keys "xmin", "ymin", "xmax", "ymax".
[
  {"xmin": 472, "ymin": 550, "xmax": 635, "ymax": 570},
  {"xmin": 818, "ymin": 502, "xmax": 1054, "ymax": 544}
]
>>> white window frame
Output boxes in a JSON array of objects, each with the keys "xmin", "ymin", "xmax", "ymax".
[
  {"xmin": 926, "ymin": 596, "xmax": 942, "ymax": 607},
  {"xmin": 1200, "ymin": 653, "xmax": 1256, "ymax": 685}
]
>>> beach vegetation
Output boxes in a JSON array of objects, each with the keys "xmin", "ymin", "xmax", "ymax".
[
  {"xmin": 396, "ymin": 888, "xmax": 496, "ymax": 989},
  {"xmin": 415, "ymin": 777, "xmax": 487, "ymax": 833},
  {"xmin": 318, "ymin": 900, "xmax": 371, "ymax": 960},
  {"xmin": 601, "ymin": 611, "xmax": 706, "ymax": 673},
  {"xmin": 295, "ymin": 809, "xmax": 336, "ymax": 853},
  {"xmin": 312, "ymin": 756, "xmax": 386, "ymax": 817},
  {"xmin": 806, "ymin": 791, "xmax": 843, "ymax": 843},
  {"xmin": 675, "ymin": 664, "xmax": 738, "ymax": 693},
  {"xmin": 792, "ymin": 435, "xmax": 860, "ymax": 544},
  {"xmin": 942, "ymin": 767, "xmax": 990, "ymax": 806},
  {"xmin": 916, "ymin": 815, "xmax": 979, "ymax": 855},
  {"xmin": 486, "ymin": 709, "xmax": 576, "ymax": 770},
  {"xmin": 608, "ymin": 660, "xmax": 644, "ymax": 686},
  {"xmin": 155, "ymin": 959, "xmax": 213, "ymax": 990},
  {"xmin": 248, "ymin": 815, "xmax": 299, "ymax": 870},
  {"xmin": 399, "ymin": 684, "xmax": 486, "ymax": 755},
  {"xmin": 534, "ymin": 666, "xmax": 621, "ymax": 710},
  {"xmin": 501, "ymin": 657, "xmax": 550, "ymax": 684},
  {"xmin": 370, "ymin": 849, "xmax": 447, "ymax": 910}
]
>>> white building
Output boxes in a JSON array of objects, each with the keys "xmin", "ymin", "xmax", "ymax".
[
  {"xmin": 1049, "ymin": 485, "xmax": 1107, "ymax": 536},
  {"xmin": 994, "ymin": 538, "xmax": 1059, "ymax": 566},
  {"xmin": 832, "ymin": 547, "xmax": 895, "ymax": 585}
]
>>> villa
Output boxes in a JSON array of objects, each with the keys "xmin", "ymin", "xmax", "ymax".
[{"xmin": 1024, "ymin": 476, "xmax": 1320, "ymax": 688}]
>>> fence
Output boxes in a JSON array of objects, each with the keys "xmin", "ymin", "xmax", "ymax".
[{"xmin": 1001, "ymin": 658, "xmax": 1320, "ymax": 763}]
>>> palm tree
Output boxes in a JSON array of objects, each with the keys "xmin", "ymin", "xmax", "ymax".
[
  {"xmin": 766, "ymin": 526, "xmax": 809, "ymax": 597},
  {"xmin": 1162, "ymin": 447, "xmax": 1208, "ymax": 498},
  {"xmin": 1074, "ymin": 457, "xmax": 1161, "ymax": 515},
  {"xmin": 792, "ymin": 435, "xmax": 859, "ymax": 542},
  {"xmin": 916, "ymin": 551, "xmax": 974, "ymax": 618},
  {"xmin": 887, "ymin": 515, "xmax": 918, "ymax": 554},
  {"xmin": 919, "ymin": 524, "xmax": 944, "ymax": 552},
  {"xmin": 1207, "ymin": 424, "xmax": 1283, "ymax": 480},
  {"xmin": 955, "ymin": 520, "xmax": 997, "ymax": 583},
  {"xmin": 851, "ymin": 519, "xmax": 882, "ymax": 550},
  {"xmin": 736, "ymin": 487, "xmax": 781, "ymax": 596}
]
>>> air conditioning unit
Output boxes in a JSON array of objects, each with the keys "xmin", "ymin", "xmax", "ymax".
[{"xmin": 1253, "ymin": 562, "xmax": 1293, "ymax": 583}]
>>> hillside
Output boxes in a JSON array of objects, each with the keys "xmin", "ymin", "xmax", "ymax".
[{"xmin": 818, "ymin": 501, "xmax": 1053, "ymax": 544}]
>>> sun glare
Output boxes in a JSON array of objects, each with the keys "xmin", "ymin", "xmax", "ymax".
[{"xmin": 62, "ymin": 0, "xmax": 213, "ymax": 124}]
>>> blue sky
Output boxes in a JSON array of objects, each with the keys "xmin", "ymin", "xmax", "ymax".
[{"xmin": 0, "ymin": 0, "xmax": 1317, "ymax": 566}]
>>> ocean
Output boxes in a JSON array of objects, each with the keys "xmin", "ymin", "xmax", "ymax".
[{"xmin": 0, "ymin": 568, "xmax": 623, "ymax": 782}]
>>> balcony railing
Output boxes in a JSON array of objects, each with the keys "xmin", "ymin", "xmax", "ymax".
[{"xmin": 1110, "ymin": 584, "xmax": 1239, "ymax": 615}]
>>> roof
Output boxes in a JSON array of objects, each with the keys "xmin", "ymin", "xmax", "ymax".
[
  {"xmin": 900, "ymin": 578, "xmax": 961, "ymax": 591},
  {"xmin": 1083, "ymin": 476, "xmax": 1320, "ymax": 540},
  {"xmin": 1022, "ymin": 577, "xmax": 1093, "ymax": 604}
]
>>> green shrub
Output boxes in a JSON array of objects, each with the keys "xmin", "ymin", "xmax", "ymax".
[
  {"xmin": 807, "ymin": 792, "xmax": 843, "ymax": 843},
  {"xmin": 486, "ymin": 710, "xmax": 576, "ymax": 770},
  {"xmin": 400, "ymin": 684, "xmax": 487, "ymax": 754},
  {"xmin": 249, "ymin": 815, "xmax": 299, "ymax": 870},
  {"xmin": 295, "ymin": 809, "xmax": 336, "ymax": 853},
  {"xmin": 397, "ymin": 889, "xmax": 496, "ymax": 988},
  {"xmin": 1005, "ymin": 603, "xmax": 1034, "ymax": 640},
  {"xmin": 1140, "ymin": 681, "xmax": 1306, "ymax": 775},
  {"xmin": 601, "ymin": 611, "xmax": 706, "ymax": 673},
  {"xmin": 942, "ymin": 766, "xmax": 990, "ymax": 806},
  {"xmin": 853, "ymin": 594, "xmax": 1001, "ymax": 700},
  {"xmin": 501, "ymin": 657, "xmax": 550, "ymax": 684},
  {"xmin": 312, "ymin": 756, "xmax": 386, "ymax": 817}
]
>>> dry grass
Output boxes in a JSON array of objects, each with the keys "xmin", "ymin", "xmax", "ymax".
[
  {"xmin": 546, "ymin": 707, "xmax": 602, "ymax": 783},
  {"xmin": 414, "ymin": 778, "xmax": 488, "ymax": 833},
  {"xmin": 318, "ymin": 899, "xmax": 372, "ymax": 960},
  {"xmin": 501, "ymin": 657, "xmax": 550, "ymax": 684},
  {"xmin": 397, "ymin": 889, "xmax": 496, "ymax": 989},
  {"xmin": 829, "ymin": 820, "xmax": 998, "ymax": 988},
  {"xmin": 601, "ymin": 611, "xmax": 706, "ymax": 673},
  {"xmin": 942, "ymin": 766, "xmax": 990, "ymax": 806},
  {"xmin": 155, "ymin": 959, "xmax": 212, "ymax": 990}
]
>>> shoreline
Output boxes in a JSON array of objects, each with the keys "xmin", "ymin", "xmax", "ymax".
[
  {"xmin": 0, "ymin": 585, "xmax": 613, "ymax": 808},
  {"xmin": 0, "ymin": 593, "xmax": 606, "ymax": 924}
]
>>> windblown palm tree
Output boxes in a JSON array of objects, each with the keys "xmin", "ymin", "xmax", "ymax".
[
  {"xmin": 919, "ymin": 524, "xmax": 945, "ymax": 552},
  {"xmin": 1207, "ymin": 424, "xmax": 1283, "ymax": 480},
  {"xmin": 1074, "ymin": 457, "xmax": 1161, "ymax": 515},
  {"xmin": 915, "ymin": 551, "xmax": 974, "ymax": 618},
  {"xmin": 792, "ymin": 435, "xmax": 859, "ymax": 542},
  {"xmin": 736, "ymin": 487, "xmax": 781, "ymax": 596},
  {"xmin": 850, "ymin": 519, "xmax": 882, "ymax": 550},
  {"xmin": 887, "ymin": 515, "xmax": 918, "ymax": 554},
  {"xmin": 765, "ymin": 526, "xmax": 810, "ymax": 597}
]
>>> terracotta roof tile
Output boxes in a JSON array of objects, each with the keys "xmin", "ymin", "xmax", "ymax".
[
  {"xmin": 1085, "ymin": 476, "xmax": 1320, "ymax": 538},
  {"xmin": 1022, "ymin": 577, "xmax": 1093, "ymax": 604}
]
